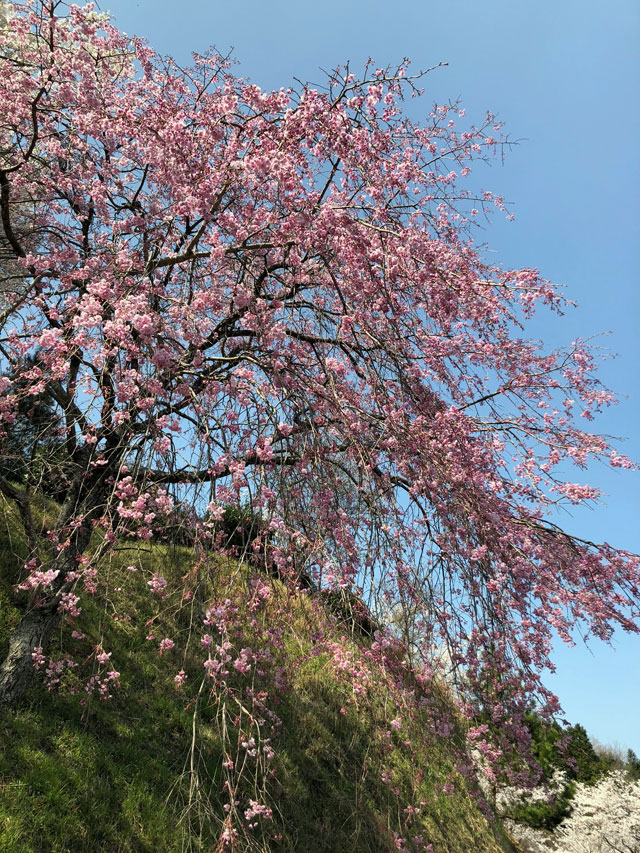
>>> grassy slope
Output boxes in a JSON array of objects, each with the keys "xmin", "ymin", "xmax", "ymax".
[{"xmin": 0, "ymin": 494, "xmax": 517, "ymax": 852}]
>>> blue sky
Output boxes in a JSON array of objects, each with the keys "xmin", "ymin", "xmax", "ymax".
[{"xmin": 100, "ymin": 0, "xmax": 639, "ymax": 751}]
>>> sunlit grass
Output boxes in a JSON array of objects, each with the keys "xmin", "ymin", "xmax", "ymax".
[{"xmin": 0, "ymin": 493, "xmax": 518, "ymax": 851}]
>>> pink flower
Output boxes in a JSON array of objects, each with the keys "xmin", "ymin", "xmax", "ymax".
[
  {"xmin": 32, "ymin": 646, "xmax": 46, "ymax": 668},
  {"xmin": 147, "ymin": 573, "xmax": 168, "ymax": 595}
]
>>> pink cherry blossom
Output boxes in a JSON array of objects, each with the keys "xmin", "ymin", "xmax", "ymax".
[{"xmin": 0, "ymin": 8, "xmax": 636, "ymax": 834}]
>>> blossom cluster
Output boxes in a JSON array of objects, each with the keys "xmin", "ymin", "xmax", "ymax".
[{"xmin": 0, "ymin": 5, "xmax": 637, "ymax": 846}]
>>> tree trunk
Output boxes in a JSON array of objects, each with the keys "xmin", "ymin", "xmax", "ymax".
[
  {"xmin": 0, "ymin": 446, "xmax": 115, "ymax": 709},
  {"xmin": 0, "ymin": 601, "xmax": 60, "ymax": 708},
  {"xmin": 0, "ymin": 535, "xmax": 80, "ymax": 709}
]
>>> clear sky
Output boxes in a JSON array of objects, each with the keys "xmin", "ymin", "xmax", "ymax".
[{"xmin": 99, "ymin": 0, "xmax": 639, "ymax": 751}]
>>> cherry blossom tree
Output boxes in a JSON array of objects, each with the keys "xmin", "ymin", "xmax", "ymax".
[{"xmin": 0, "ymin": 0, "xmax": 638, "ymax": 780}]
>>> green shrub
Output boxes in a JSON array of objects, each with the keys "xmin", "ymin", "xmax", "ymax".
[
  {"xmin": 214, "ymin": 504, "xmax": 267, "ymax": 564},
  {"xmin": 525, "ymin": 714, "xmax": 603, "ymax": 786},
  {"xmin": 508, "ymin": 781, "xmax": 576, "ymax": 830},
  {"xmin": 507, "ymin": 715, "xmax": 605, "ymax": 831},
  {"xmin": 626, "ymin": 749, "xmax": 640, "ymax": 781},
  {"xmin": 562, "ymin": 724, "xmax": 603, "ymax": 784},
  {"xmin": 319, "ymin": 588, "xmax": 379, "ymax": 638}
]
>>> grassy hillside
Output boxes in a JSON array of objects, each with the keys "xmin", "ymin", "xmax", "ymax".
[{"xmin": 0, "ymin": 493, "xmax": 518, "ymax": 852}]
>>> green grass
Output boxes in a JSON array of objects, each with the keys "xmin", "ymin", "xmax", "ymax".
[
  {"xmin": 0, "ymin": 697, "xmax": 202, "ymax": 851},
  {"xmin": 269, "ymin": 661, "xmax": 508, "ymax": 852},
  {"xmin": 0, "ymin": 493, "xmax": 518, "ymax": 852}
]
